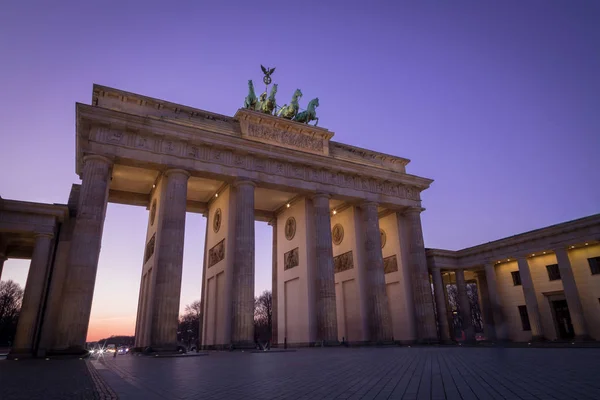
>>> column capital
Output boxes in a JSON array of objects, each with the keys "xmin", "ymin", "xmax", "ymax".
[
  {"xmin": 402, "ymin": 206, "xmax": 425, "ymax": 216},
  {"xmin": 429, "ymin": 265, "xmax": 442, "ymax": 272},
  {"xmin": 164, "ymin": 169, "xmax": 191, "ymax": 178},
  {"xmin": 83, "ymin": 154, "xmax": 113, "ymax": 166},
  {"xmin": 232, "ymin": 179, "xmax": 256, "ymax": 188},
  {"xmin": 311, "ymin": 192, "xmax": 331, "ymax": 201},
  {"xmin": 34, "ymin": 232, "xmax": 54, "ymax": 240},
  {"xmin": 359, "ymin": 201, "xmax": 379, "ymax": 209}
]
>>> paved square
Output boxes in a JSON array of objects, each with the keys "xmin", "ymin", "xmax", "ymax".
[{"xmin": 2, "ymin": 347, "xmax": 600, "ymax": 399}]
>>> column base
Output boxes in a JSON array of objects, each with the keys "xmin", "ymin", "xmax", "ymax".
[
  {"xmin": 7, "ymin": 349, "xmax": 35, "ymax": 359},
  {"xmin": 573, "ymin": 334, "xmax": 595, "ymax": 342},
  {"xmin": 47, "ymin": 346, "xmax": 89, "ymax": 357}
]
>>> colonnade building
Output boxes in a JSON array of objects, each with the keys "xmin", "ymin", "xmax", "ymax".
[{"xmin": 1, "ymin": 85, "xmax": 598, "ymax": 356}]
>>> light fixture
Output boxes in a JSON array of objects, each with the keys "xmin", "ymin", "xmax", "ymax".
[
  {"xmin": 532, "ymin": 254, "xmax": 535, "ymax": 257},
  {"xmin": 570, "ymin": 246, "xmax": 575, "ymax": 249},
  {"xmin": 507, "ymin": 258, "xmax": 511, "ymax": 262},
  {"xmin": 332, "ymin": 210, "xmax": 337, "ymax": 215},
  {"xmin": 215, "ymin": 193, "xmax": 218, "ymax": 198},
  {"xmin": 286, "ymin": 203, "xmax": 290, "ymax": 208},
  {"xmin": 585, "ymin": 243, "xmax": 589, "ymax": 246},
  {"xmin": 543, "ymin": 251, "xmax": 546, "ymax": 254},
  {"xmin": 152, "ymin": 184, "xmax": 156, "ymax": 188}
]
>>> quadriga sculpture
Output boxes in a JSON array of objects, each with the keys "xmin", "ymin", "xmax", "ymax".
[
  {"xmin": 243, "ymin": 80, "xmax": 257, "ymax": 110},
  {"xmin": 277, "ymin": 89, "xmax": 303, "ymax": 120},
  {"xmin": 293, "ymin": 97, "xmax": 319, "ymax": 126},
  {"xmin": 256, "ymin": 84, "xmax": 278, "ymax": 115}
]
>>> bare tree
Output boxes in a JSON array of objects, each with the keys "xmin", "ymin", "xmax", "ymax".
[
  {"xmin": 254, "ymin": 290, "xmax": 272, "ymax": 343},
  {"xmin": 0, "ymin": 280, "xmax": 24, "ymax": 345},
  {"xmin": 178, "ymin": 300, "xmax": 202, "ymax": 349}
]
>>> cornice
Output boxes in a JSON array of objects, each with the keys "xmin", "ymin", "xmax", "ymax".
[
  {"xmin": 77, "ymin": 104, "xmax": 433, "ymax": 190},
  {"xmin": 455, "ymin": 214, "xmax": 600, "ymax": 259},
  {"xmin": 76, "ymin": 105, "xmax": 432, "ymax": 207},
  {"xmin": 0, "ymin": 199, "xmax": 69, "ymax": 222}
]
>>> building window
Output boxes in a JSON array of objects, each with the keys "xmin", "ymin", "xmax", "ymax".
[
  {"xmin": 518, "ymin": 305, "xmax": 531, "ymax": 331},
  {"xmin": 546, "ymin": 264, "xmax": 561, "ymax": 281},
  {"xmin": 511, "ymin": 271, "xmax": 522, "ymax": 286},
  {"xmin": 588, "ymin": 257, "xmax": 600, "ymax": 275}
]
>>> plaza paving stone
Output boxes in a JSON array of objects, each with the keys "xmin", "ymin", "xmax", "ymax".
[{"xmin": 2, "ymin": 347, "xmax": 600, "ymax": 399}]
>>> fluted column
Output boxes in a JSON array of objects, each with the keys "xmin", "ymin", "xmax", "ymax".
[
  {"xmin": 312, "ymin": 193, "xmax": 338, "ymax": 343},
  {"xmin": 403, "ymin": 208, "xmax": 437, "ymax": 342},
  {"xmin": 517, "ymin": 257, "xmax": 544, "ymax": 340},
  {"xmin": 12, "ymin": 233, "xmax": 54, "ymax": 354},
  {"xmin": 151, "ymin": 169, "xmax": 190, "ymax": 348},
  {"xmin": 475, "ymin": 270, "xmax": 496, "ymax": 340},
  {"xmin": 269, "ymin": 219, "xmax": 278, "ymax": 345},
  {"xmin": 198, "ymin": 213, "xmax": 209, "ymax": 349},
  {"xmin": 484, "ymin": 262, "xmax": 507, "ymax": 340},
  {"xmin": 231, "ymin": 180, "xmax": 256, "ymax": 347},
  {"xmin": 554, "ymin": 247, "xmax": 589, "ymax": 340},
  {"xmin": 455, "ymin": 269, "xmax": 475, "ymax": 342},
  {"xmin": 359, "ymin": 202, "xmax": 392, "ymax": 342},
  {"xmin": 431, "ymin": 266, "xmax": 451, "ymax": 342},
  {"xmin": 56, "ymin": 155, "xmax": 112, "ymax": 350}
]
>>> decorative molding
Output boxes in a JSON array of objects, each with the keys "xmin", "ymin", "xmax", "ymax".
[
  {"xmin": 82, "ymin": 106, "xmax": 427, "ymax": 203},
  {"xmin": 150, "ymin": 200, "xmax": 157, "ymax": 226},
  {"xmin": 332, "ymin": 224, "xmax": 344, "ymax": 246},
  {"xmin": 284, "ymin": 247, "xmax": 299, "ymax": 270},
  {"xmin": 213, "ymin": 208, "xmax": 222, "ymax": 233},
  {"xmin": 380, "ymin": 229, "xmax": 387, "ymax": 249},
  {"xmin": 383, "ymin": 255, "xmax": 398, "ymax": 274},
  {"xmin": 285, "ymin": 217, "xmax": 296, "ymax": 241},
  {"xmin": 330, "ymin": 141, "xmax": 410, "ymax": 173},
  {"xmin": 208, "ymin": 239, "xmax": 225, "ymax": 268},
  {"xmin": 334, "ymin": 251, "xmax": 353, "ymax": 273},
  {"xmin": 144, "ymin": 233, "xmax": 156, "ymax": 264}
]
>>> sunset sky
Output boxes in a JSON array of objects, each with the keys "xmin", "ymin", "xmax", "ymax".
[{"xmin": 1, "ymin": 1, "xmax": 599, "ymax": 342}]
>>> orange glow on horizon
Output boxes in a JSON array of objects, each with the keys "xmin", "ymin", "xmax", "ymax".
[{"xmin": 87, "ymin": 318, "xmax": 136, "ymax": 342}]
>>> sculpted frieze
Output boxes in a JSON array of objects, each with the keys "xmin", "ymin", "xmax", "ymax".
[
  {"xmin": 334, "ymin": 251, "xmax": 354, "ymax": 273},
  {"xmin": 246, "ymin": 123, "xmax": 324, "ymax": 153},
  {"xmin": 383, "ymin": 255, "xmax": 398, "ymax": 274},
  {"xmin": 208, "ymin": 239, "xmax": 225, "ymax": 268},
  {"xmin": 93, "ymin": 129, "xmax": 422, "ymax": 203}
]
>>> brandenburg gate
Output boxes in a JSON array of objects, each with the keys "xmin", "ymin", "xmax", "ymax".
[{"xmin": 2, "ymin": 81, "xmax": 439, "ymax": 356}]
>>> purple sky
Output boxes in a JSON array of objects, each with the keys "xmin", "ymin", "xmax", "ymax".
[{"xmin": 1, "ymin": 1, "xmax": 599, "ymax": 340}]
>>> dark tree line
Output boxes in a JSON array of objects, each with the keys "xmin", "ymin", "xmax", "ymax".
[
  {"xmin": 0, "ymin": 280, "xmax": 23, "ymax": 345},
  {"xmin": 177, "ymin": 300, "xmax": 202, "ymax": 349}
]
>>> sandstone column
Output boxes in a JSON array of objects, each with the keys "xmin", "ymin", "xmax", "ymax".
[
  {"xmin": 198, "ymin": 213, "xmax": 209, "ymax": 349},
  {"xmin": 517, "ymin": 257, "xmax": 544, "ymax": 340},
  {"xmin": 403, "ymin": 208, "xmax": 437, "ymax": 342},
  {"xmin": 269, "ymin": 218, "xmax": 278, "ymax": 345},
  {"xmin": 359, "ymin": 202, "xmax": 392, "ymax": 342},
  {"xmin": 554, "ymin": 247, "xmax": 589, "ymax": 340},
  {"xmin": 312, "ymin": 193, "xmax": 338, "ymax": 343},
  {"xmin": 455, "ymin": 269, "xmax": 475, "ymax": 342},
  {"xmin": 230, "ymin": 180, "xmax": 256, "ymax": 347},
  {"xmin": 475, "ymin": 270, "xmax": 496, "ymax": 341},
  {"xmin": 151, "ymin": 169, "xmax": 190, "ymax": 349},
  {"xmin": 431, "ymin": 266, "xmax": 451, "ymax": 342},
  {"xmin": 484, "ymin": 262, "xmax": 507, "ymax": 340},
  {"xmin": 0, "ymin": 255, "xmax": 6, "ymax": 282},
  {"xmin": 56, "ymin": 155, "xmax": 112, "ymax": 351},
  {"xmin": 12, "ymin": 233, "xmax": 54, "ymax": 354}
]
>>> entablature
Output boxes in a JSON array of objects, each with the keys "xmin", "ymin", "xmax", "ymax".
[{"xmin": 76, "ymin": 103, "xmax": 433, "ymax": 209}]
